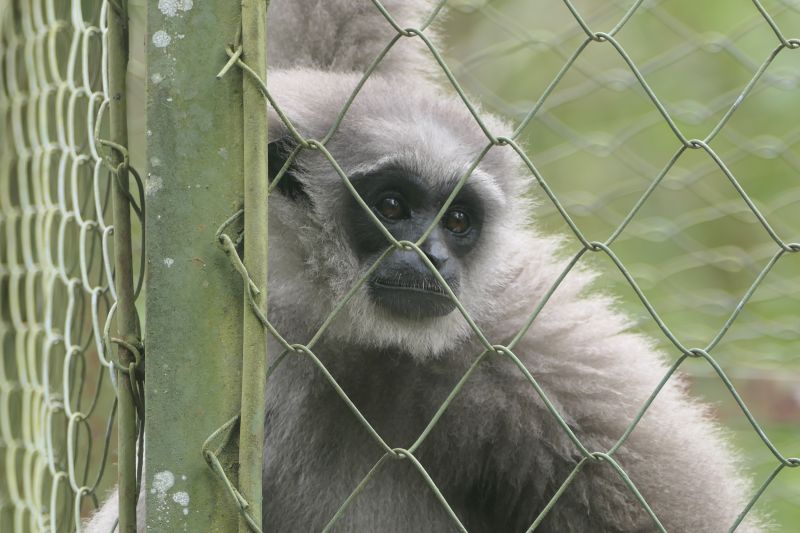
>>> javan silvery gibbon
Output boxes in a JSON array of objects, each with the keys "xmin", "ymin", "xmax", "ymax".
[{"xmin": 88, "ymin": 0, "xmax": 764, "ymax": 531}]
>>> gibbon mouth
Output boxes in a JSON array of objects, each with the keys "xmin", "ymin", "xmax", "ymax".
[
  {"xmin": 372, "ymin": 278, "xmax": 449, "ymax": 296},
  {"xmin": 370, "ymin": 278, "xmax": 458, "ymax": 318}
]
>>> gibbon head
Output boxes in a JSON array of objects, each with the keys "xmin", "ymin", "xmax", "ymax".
[{"xmin": 266, "ymin": 69, "xmax": 536, "ymax": 358}]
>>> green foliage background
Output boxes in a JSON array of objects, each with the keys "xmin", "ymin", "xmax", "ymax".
[{"xmin": 443, "ymin": 0, "xmax": 799, "ymax": 527}]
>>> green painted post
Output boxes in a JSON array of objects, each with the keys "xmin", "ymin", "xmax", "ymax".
[
  {"xmin": 107, "ymin": 3, "xmax": 140, "ymax": 532},
  {"xmin": 239, "ymin": 0, "xmax": 269, "ymax": 531},
  {"xmin": 145, "ymin": 2, "xmax": 248, "ymax": 531}
]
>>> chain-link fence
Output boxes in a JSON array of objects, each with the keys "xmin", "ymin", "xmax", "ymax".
[
  {"xmin": 1, "ymin": 0, "xmax": 798, "ymax": 531},
  {"xmin": 0, "ymin": 1, "xmax": 142, "ymax": 531},
  {"xmin": 446, "ymin": 0, "xmax": 800, "ymax": 372},
  {"xmin": 443, "ymin": 0, "xmax": 800, "ymax": 523},
  {"xmin": 201, "ymin": 1, "xmax": 798, "ymax": 532}
]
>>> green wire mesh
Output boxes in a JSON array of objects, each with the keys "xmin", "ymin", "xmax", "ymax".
[
  {"xmin": 444, "ymin": 0, "xmax": 800, "ymax": 521},
  {"xmin": 446, "ymin": 0, "xmax": 800, "ymax": 374},
  {"xmin": 208, "ymin": 0, "xmax": 798, "ymax": 531},
  {"xmin": 1, "ymin": 0, "xmax": 797, "ymax": 532},
  {"xmin": 0, "ymin": 1, "xmax": 142, "ymax": 531}
]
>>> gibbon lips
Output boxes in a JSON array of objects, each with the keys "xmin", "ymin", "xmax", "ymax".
[{"xmin": 370, "ymin": 277, "xmax": 457, "ymax": 318}]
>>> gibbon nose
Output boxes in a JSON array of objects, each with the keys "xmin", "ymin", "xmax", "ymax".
[{"xmin": 421, "ymin": 231, "xmax": 449, "ymax": 270}]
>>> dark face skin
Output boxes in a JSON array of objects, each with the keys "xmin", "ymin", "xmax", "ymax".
[{"xmin": 344, "ymin": 165, "xmax": 484, "ymax": 320}]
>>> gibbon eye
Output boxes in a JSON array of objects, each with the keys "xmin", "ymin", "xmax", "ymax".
[
  {"xmin": 376, "ymin": 196, "xmax": 407, "ymax": 220},
  {"xmin": 443, "ymin": 209, "xmax": 470, "ymax": 234}
]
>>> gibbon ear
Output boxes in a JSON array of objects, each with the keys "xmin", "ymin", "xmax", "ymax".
[{"xmin": 268, "ymin": 137, "xmax": 310, "ymax": 204}]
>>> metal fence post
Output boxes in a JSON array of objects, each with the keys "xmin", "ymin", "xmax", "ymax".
[
  {"xmin": 239, "ymin": 0, "xmax": 269, "ymax": 531},
  {"xmin": 145, "ymin": 2, "xmax": 248, "ymax": 530},
  {"xmin": 107, "ymin": 2, "xmax": 140, "ymax": 531}
]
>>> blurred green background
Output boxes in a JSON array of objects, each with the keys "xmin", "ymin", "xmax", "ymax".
[
  {"xmin": 2, "ymin": 0, "xmax": 795, "ymax": 530},
  {"xmin": 442, "ymin": 0, "xmax": 799, "ymax": 527}
]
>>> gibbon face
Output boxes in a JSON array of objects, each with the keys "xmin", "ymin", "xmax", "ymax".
[
  {"xmin": 344, "ymin": 164, "xmax": 486, "ymax": 319},
  {"xmin": 266, "ymin": 69, "xmax": 532, "ymax": 356}
]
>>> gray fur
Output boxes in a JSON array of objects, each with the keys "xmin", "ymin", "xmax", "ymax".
[
  {"xmin": 267, "ymin": 0, "xmax": 443, "ymax": 78},
  {"xmin": 87, "ymin": 1, "xmax": 764, "ymax": 531},
  {"xmin": 262, "ymin": 70, "xmax": 764, "ymax": 532}
]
